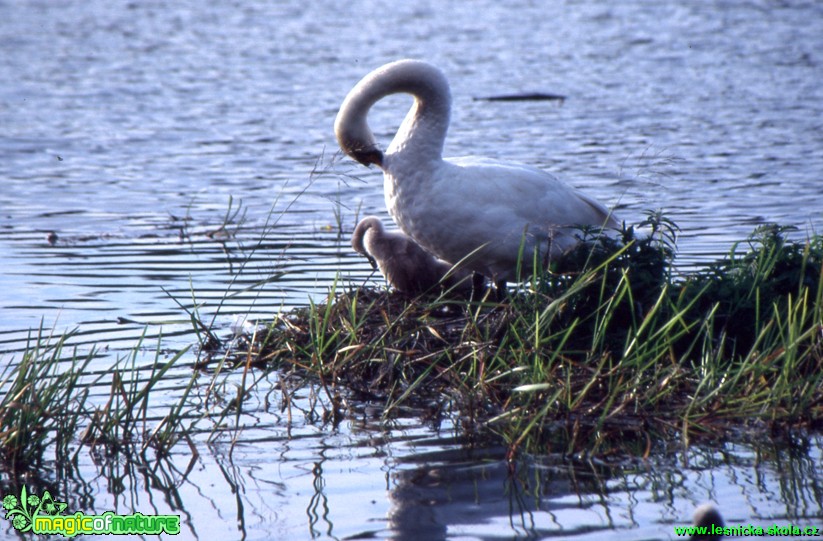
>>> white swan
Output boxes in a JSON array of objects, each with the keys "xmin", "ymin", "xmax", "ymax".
[
  {"xmin": 335, "ymin": 59, "xmax": 619, "ymax": 284},
  {"xmin": 352, "ymin": 216, "xmax": 472, "ymax": 295}
]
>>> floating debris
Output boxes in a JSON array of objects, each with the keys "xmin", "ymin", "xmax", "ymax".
[{"xmin": 474, "ymin": 92, "xmax": 567, "ymax": 103}]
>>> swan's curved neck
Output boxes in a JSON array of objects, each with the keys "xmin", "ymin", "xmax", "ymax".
[{"xmin": 335, "ymin": 60, "xmax": 451, "ymax": 169}]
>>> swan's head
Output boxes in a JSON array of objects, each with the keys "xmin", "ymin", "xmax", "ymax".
[
  {"xmin": 335, "ymin": 121, "xmax": 383, "ymax": 167},
  {"xmin": 335, "ymin": 59, "xmax": 451, "ymax": 169},
  {"xmin": 335, "ymin": 81, "xmax": 384, "ymax": 168}
]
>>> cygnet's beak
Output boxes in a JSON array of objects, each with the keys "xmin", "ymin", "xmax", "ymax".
[{"xmin": 366, "ymin": 255, "xmax": 378, "ymax": 270}]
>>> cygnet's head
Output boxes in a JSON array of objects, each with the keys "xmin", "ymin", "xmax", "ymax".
[{"xmin": 351, "ymin": 216, "xmax": 383, "ymax": 269}]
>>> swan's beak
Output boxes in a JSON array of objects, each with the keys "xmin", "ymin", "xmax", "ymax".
[{"xmin": 366, "ymin": 255, "xmax": 378, "ymax": 270}]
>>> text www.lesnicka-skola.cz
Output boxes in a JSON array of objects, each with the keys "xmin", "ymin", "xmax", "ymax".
[{"xmin": 675, "ymin": 523, "xmax": 821, "ymax": 537}]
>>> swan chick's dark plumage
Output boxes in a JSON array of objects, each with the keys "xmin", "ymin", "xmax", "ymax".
[
  {"xmin": 691, "ymin": 503, "xmax": 724, "ymax": 540},
  {"xmin": 352, "ymin": 216, "xmax": 471, "ymax": 295}
]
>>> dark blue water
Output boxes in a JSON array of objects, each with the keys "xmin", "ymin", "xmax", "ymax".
[{"xmin": 1, "ymin": 0, "xmax": 821, "ymax": 539}]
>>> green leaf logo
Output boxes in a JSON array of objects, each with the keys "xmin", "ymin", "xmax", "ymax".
[{"xmin": 2, "ymin": 487, "xmax": 67, "ymax": 533}]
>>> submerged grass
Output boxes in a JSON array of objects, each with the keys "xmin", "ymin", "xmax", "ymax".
[{"xmin": 221, "ymin": 216, "xmax": 822, "ymax": 458}]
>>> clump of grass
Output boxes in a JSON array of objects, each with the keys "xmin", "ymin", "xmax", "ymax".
[
  {"xmin": 252, "ymin": 281, "xmax": 480, "ymax": 401},
  {"xmin": 80, "ymin": 333, "xmax": 197, "ymax": 457},
  {"xmin": 0, "ymin": 324, "xmax": 94, "ymax": 471},
  {"xmin": 221, "ymin": 214, "xmax": 822, "ymax": 458},
  {"xmin": 679, "ymin": 224, "xmax": 822, "ymax": 361},
  {"xmin": 0, "ymin": 327, "xmax": 197, "ymax": 475}
]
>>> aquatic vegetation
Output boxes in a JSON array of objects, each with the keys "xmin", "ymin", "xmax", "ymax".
[
  {"xmin": 2, "ymin": 215, "xmax": 820, "ymax": 470},
  {"xmin": 227, "ymin": 215, "xmax": 822, "ymax": 457},
  {"xmin": 0, "ymin": 326, "xmax": 196, "ymax": 474},
  {"xmin": 0, "ymin": 325, "xmax": 94, "ymax": 471},
  {"xmin": 79, "ymin": 334, "xmax": 198, "ymax": 457}
]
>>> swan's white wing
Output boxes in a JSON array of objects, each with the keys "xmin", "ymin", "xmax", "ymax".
[
  {"xmin": 446, "ymin": 156, "xmax": 615, "ymax": 239},
  {"xmin": 447, "ymin": 156, "xmax": 613, "ymax": 226},
  {"xmin": 388, "ymin": 156, "xmax": 615, "ymax": 278}
]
